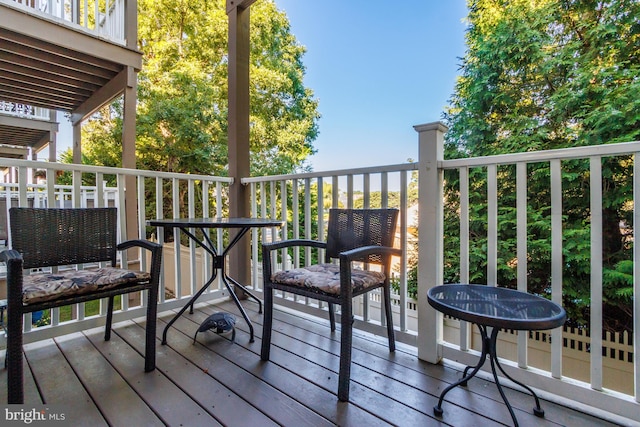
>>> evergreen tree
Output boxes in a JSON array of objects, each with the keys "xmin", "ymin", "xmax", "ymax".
[{"xmin": 420, "ymin": 0, "xmax": 640, "ymax": 332}]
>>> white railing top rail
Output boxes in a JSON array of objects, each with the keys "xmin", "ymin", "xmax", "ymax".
[
  {"xmin": 241, "ymin": 162, "xmax": 418, "ymax": 184},
  {"xmin": 0, "ymin": 158, "xmax": 234, "ymax": 183},
  {"xmin": 441, "ymin": 140, "xmax": 640, "ymax": 169},
  {"xmin": 241, "ymin": 141, "xmax": 640, "ymax": 185}
]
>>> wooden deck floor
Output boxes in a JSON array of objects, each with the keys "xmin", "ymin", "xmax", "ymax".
[{"xmin": 0, "ymin": 299, "xmax": 620, "ymax": 426}]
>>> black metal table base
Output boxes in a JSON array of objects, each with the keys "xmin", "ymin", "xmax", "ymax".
[
  {"xmin": 433, "ymin": 325, "xmax": 544, "ymax": 427},
  {"xmin": 161, "ymin": 226, "xmax": 261, "ymax": 345}
]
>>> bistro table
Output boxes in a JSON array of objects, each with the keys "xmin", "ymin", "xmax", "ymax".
[
  {"xmin": 148, "ymin": 217, "xmax": 283, "ymax": 344},
  {"xmin": 427, "ymin": 284, "xmax": 566, "ymax": 427}
]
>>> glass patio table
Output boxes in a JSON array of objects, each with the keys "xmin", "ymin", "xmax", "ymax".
[
  {"xmin": 148, "ymin": 217, "xmax": 283, "ymax": 344},
  {"xmin": 427, "ymin": 284, "xmax": 566, "ymax": 427}
]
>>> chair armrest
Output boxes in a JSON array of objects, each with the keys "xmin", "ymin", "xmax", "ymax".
[
  {"xmin": 339, "ymin": 245, "xmax": 401, "ymax": 262},
  {"xmin": 117, "ymin": 239, "xmax": 162, "ymax": 253},
  {"xmin": 262, "ymin": 239, "xmax": 326, "ymax": 280},
  {"xmin": 262, "ymin": 239, "xmax": 326, "ymax": 252},
  {"xmin": 1, "ymin": 250, "xmax": 24, "ymax": 314},
  {"xmin": 117, "ymin": 240, "xmax": 163, "ymax": 284},
  {"xmin": 0, "ymin": 249, "xmax": 24, "ymax": 282},
  {"xmin": 338, "ymin": 246, "xmax": 401, "ymax": 300}
]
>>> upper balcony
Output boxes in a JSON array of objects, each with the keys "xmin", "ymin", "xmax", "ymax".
[
  {"xmin": 0, "ymin": 0, "xmax": 141, "ymax": 158},
  {"xmin": 0, "ymin": 101, "xmax": 57, "ymax": 159}
]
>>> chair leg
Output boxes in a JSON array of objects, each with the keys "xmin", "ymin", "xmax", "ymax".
[
  {"xmin": 7, "ymin": 307, "xmax": 24, "ymax": 404},
  {"xmin": 104, "ymin": 296, "xmax": 115, "ymax": 341},
  {"xmin": 328, "ymin": 303, "xmax": 336, "ymax": 331},
  {"xmin": 6, "ymin": 257, "xmax": 24, "ymax": 404},
  {"xmin": 338, "ymin": 300, "xmax": 353, "ymax": 402},
  {"xmin": 145, "ymin": 285, "xmax": 159, "ymax": 372},
  {"xmin": 260, "ymin": 286, "xmax": 274, "ymax": 361},
  {"xmin": 383, "ymin": 285, "xmax": 396, "ymax": 352}
]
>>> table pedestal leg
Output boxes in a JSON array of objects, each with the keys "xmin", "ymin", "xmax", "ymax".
[
  {"xmin": 491, "ymin": 333, "xmax": 545, "ymax": 418},
  {"xmin": 433, "ymin": 325, "xmax": 489, "ymax": 416},
  {"xmin": 225, "ymin": 274, "xmax": 263, "ymax": 314},
  {"xmin": 433, "ymin": 325, "xmax": 545, "ymax": 427},
  {"xmin": 221, "ymin": 275, "xmax": 255, "ymax": 342},
  {"xmin": 162, "ymin": 271, "xmax": 218, "ymax": 345}
]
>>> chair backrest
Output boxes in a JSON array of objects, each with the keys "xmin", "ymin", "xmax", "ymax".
[
  {"xmin": 9, "ymin": 207, "xmax": 119, "ymax": 269},
  {"xmin": 325, "ymin": 208, "xmax": 399, "ymax": 264}
]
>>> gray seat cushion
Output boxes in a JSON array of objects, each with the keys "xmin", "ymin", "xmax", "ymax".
[
  {"xmin": 22, "ymin": 267, "xmax": 150, "ymax": 305},
  {"xmin": 271, "ymin": 263, "xmax": 385, "ymax": 295}
]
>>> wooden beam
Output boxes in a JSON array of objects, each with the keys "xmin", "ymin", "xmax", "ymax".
[
  {"xmin": 227, "ymin": 3, "xmax": 251, "ymax": 218},
  {"xmin": 0, "ymin": 145, "xmax": 28, "ymax": 159},
  {"xmin": 124, "ymin": 0, "xmax": 137, "ymax": 50},
  {"xmin": 70, "ymin": 67, "xmax": 132, "ymax": 125},
  {"xmin": 0, "ymin": 29, "xmax": 122, "ymax": 73},
  {"xmin": 72, "ymin": 121, "xmax": 81, "ymax": 164},
  {"xmin": 0, "ymin": 62, "xmax": 99, "ymax": 95},
  {"xmin": 226, "ymin": 0, "xmax": 258, "ymax": 13},
  {"xmin": 0, "ymin": 79, "xmax": 82, "ymax": 109},
  {"xmin": 32, "ymin": 132, "xmax": 50, "ymax": 156},
  {"xmin": 46, "ymin": 109, "xmax": 57, "ymax": 162},
  {"xmin": 0, "ymin": 115, "xmax": 57, "ymax": 132},
  {"xmin": 227, "ymin": 1, "xmax": 252, "ymax": 288},
  {"xmin": 122, "ymin": 66, "xmax": 138, "ymax": 242}
]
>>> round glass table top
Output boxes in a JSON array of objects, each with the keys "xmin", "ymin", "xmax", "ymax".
[{"xmin": 427, "ymin": 284, "xmax": 566, "ymax": 330}]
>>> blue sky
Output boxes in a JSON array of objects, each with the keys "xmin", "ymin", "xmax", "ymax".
[{"xmin": 274, "ymin": 0, "xmax": 469, "ymax": 171}]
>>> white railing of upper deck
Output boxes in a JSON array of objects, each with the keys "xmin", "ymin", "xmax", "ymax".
[
  {"xmin": 5, "ymin": 0, "xmax": 126, "ymax": 43},
  {"xmin": 0, "ymin": 101, "xmax": 50, "ymax": 121}
]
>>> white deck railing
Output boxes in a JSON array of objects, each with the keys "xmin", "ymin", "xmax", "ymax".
[
  {"xmin": 241, "ymin": 164, "xmax": 417, "ymax": 343},
  {"xmin": 0, "ymin": 127, "xmax": 639, "ymax": 422},
  {"xmin": 242, "ymin": 125, "xmax": 640, "ymax": 423},
  {"xmin": 416, "ymin": 123, "xmax": 640, "ymax": 423},
  {"xmin": 5, "ymin": 0, "xmax": 126, "ymax": 43},
  {"xmin": 0, "ymin": 158, "xmax": 233, "ymax": 340}
]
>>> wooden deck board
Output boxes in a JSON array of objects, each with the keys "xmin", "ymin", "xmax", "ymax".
[
  {"xmin": 160, "ymin": 313, "xmax": 338, "ymax": 427},
  {"xmin": 21, "ymin": 352, "xmax": 42, "ymax": 405},
  {"xmin": 116, "ymin": 320, "xmax": 278, "ymax": 427},
  {"xmin": 85, "ymin": 327, "xmax": 223, "ymax": 427},
  {"xmin": 165, "ymin": 307, "xmax": 394, "ymax": 427},
  {"xmin": 1, "ymin": 299, "xmax": 620, "ymax": 427},
  {"xmin": 242, "ymin": 300, "xmax": 618, "ymax": 427},
  {"xmin": 55, "ymin": 332, "xmax": 163, "ymax": 426},
  {"xmin": 22, "ymin": 339, "xmax": 105, "ymax": 424},
  {"xmin": 190, "ymin": 304, "xmax": 484, "ymax": 426},
  {"xmin": 204, "ymin": 302, "xmax": 541, "ymax": 427}
]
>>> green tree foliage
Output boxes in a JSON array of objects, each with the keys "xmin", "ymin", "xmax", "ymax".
[
  {"xmin": 412, "ymin": 0, "xmax": 639, "ymax": 332},
  {"xmin": 73, "ymin": 0, "xmax": 319, "ymax": 177}
]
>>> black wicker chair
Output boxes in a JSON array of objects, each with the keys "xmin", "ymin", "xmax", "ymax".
[
  {"xmin": 261, "ymin": 208, "xmax": 400, "ymax": 401},
  {"xmin": 0, "ymin": 207, "xmax": 162, "ymax": 404}
]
